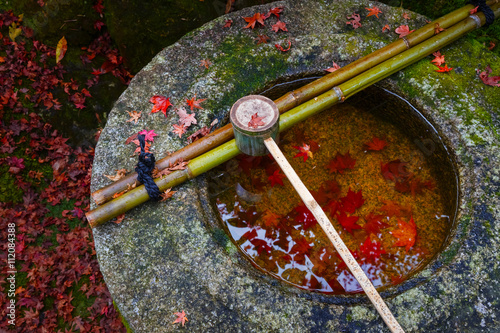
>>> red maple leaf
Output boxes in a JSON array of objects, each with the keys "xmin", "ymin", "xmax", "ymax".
[
  {"xmin": 311, "ymin": 180, "xmax": 341, "ymax": 205},
  {"xmin": 262, "ymin": 210, "xmax": 281, "ymax": 228},
  {"xmin": 255, "ymin": 34, "xmax": 270, "ymax": 44},
  {"xmin": 248, "ymin": 112, "xmax": 266, "ymax": 128},
  {"xmin": 223, "ymin": 19, "xmax": 233, "ymax": 28},
  {"xmin": 290, "ymin": 236, "xmax": 313, "ymax": 255},
  {"xmin": 336, "ymin": 211, "xmax": 361, "ymax": 234},
  {"xmin": 431, "ymin": 51, "xmax": 446, "ymax": 66},
  {"xmin": 359, "ymin": 237, "xmax": 386, "ymax": 262},
  {"xmin": 268, "ymin": 169, "xmax": 285, "ymax": 187},
  {"xmin": 294, "ymin": 205, "xmax": 318, "ymax": 229},
  {"xmin": 379, "ymin": 200, "xmax": 411, "ymax": 218},
  {"xmin": 186, "ymin": 95, "xmax": 206, "ymax": 111},
  {"xmin": 272, "ymin": 21, "xmax": 287, "ymax": 32},
  {"xmin": 339, "ymin": 188, "xmax": 364, "ymax": 214},
  {"xmin": 176, "ymin": 107, "xmax": 197, "ymax": 127},
  {"xmin": 435, "ymin": 64, "xmax": 453, "ymax": 72},
  {"xmin": 363, "ymin": 136, "xmax": 387, "ymax": 151},
  {"xmin": 382, "ymin": 24, "xmax": 390, "ymax": 32},
  {"xmin": 381, "ymin": 159, "xmax": 410, "ymax": 182},
  {"xmin": 327, "ymin": 151, "xmax": 356, "ymax": 174},
  {"xmin": 395, "ymin": 25, "xmax": 414, "ymax": 38},
  {"xmin": 325, "ymin": 61, "xmax": 341, "ymax": 72},
  {"xmin": 172, "ymin": 310, "xmax": 188, "ymax": 327},
  {"xmin": 346, "ymin": 13, "xmax": 362, "ymax": 29},
  {"xmin": 363, "ymin": 212, "xmax": 389, "ymax": 235},
  {"xmin": 138, "ymin": 129, "xmax": 157, "ymax": 142},
  {"xmin": 149, "ymin": 95, "xmax": 172, "ymax": 116},
  {"xmin": 268, "ymin": 7, "xmax": 283, "ymax": 18},
  {"xmin": 172, "ymin": 124, "xmax": 187, "ymax": 138},
  {"xmin": 477, "ymin": 65, "xmax": 500, "ymax": 87},
  {"xmin": 293, "ymin": 143, "xmax": 313, "ymax": 161},
  {"xmin": 365, "ymin": 7, "xmax": 382, "ymax": 18},
  {"xmin": 275, "ymin": 40, "xmax": 291, "ymax": 52},
  {"xmin": 391, "ymin": 216, "xmax": 417, "ymax": 251},
  {"xmin": 243, "ymin": 12, "xmax": 266, "ymax": 29}
]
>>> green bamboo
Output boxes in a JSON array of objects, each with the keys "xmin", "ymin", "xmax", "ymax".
[
  {"xmin": 86, "ymin": 4, "xmax": 499, "ymax": 228},
  {"xmin": 90, "ymin": 1, "xmax": 488, "ymax": 205}
]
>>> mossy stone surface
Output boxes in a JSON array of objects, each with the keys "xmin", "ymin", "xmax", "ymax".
[{"xmin": 91, "ymin": 0, "xmax": 500, "ymax": 331}]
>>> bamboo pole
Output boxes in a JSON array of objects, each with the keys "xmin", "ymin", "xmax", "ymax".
[
  {"xmin": 90, "ymin": 1, "xmax": 491, "ymax": 205},
  {"xmin": 86, "ymin": 4, "xmax": 500, "ymax": 228}
]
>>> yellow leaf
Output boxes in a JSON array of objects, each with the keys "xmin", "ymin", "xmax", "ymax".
[
  {"xmin": 9, "ymin": 23, "xmax": 22, "ymax": 41},
  {"xmin": 56, "ymin": 36, "xmax": 67, "ymax": 63},
  {"xmin": 18, "ymin": 14, "xmax": 24, "ymax": 22}
]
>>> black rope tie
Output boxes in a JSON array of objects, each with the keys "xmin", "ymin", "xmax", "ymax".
[
  {"xmin": 135, "ymin": 134, "xmax": 161, "ymax": 200},
  {"xmin": 471, "ymin": 0, "xmax": 495, "ymax": 27}
]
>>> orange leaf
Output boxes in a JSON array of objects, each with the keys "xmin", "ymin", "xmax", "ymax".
[
  {"xmin": 56, "ymin": 37, "xmax": 67, "ymax": 63},
  {"xmin": 391, "ymin": 216, "xmax": 417, "ymax": 252},
  {"xmin": 172, "ymin": 310, "xmax": 188, "ymax": 326}
]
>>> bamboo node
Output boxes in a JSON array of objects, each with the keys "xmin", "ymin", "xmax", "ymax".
[
  {"xmin": 402, "ymin": 36, "xmax": 410, "ymax": 49},
  {"xmin": 469, "ymin": 14, "xmax": 482, "ymax": 28},
  {"xmin": 333, "ymin": 86, "xmax": 345, "ymax": 103}
]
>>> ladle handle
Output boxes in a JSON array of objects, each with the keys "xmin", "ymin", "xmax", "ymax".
[{"xmin": 263, "ymin": 137, "xmax": 405, "ymax": 333}]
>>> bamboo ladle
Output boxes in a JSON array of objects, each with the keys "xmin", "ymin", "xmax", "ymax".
[{"xmin": 230, "ymin": 95, "xmax": 404, "ymax": 333}]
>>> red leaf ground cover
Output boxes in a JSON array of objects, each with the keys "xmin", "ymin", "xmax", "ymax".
[{"xmin": 0, "ymin": 9, "xmax": 127, "ymax": 332}]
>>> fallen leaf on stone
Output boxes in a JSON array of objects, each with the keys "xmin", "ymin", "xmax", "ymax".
[
  {"xmin": 477, "ymin": 65, "xmax": 500, "ymax": 87},
  {"xmin": 346, "ymin": 13, "xmax": 362, "ymax": 29},
  {"xmin": 104, "ymin": 169, "xmax": 128, "ymax": 181},
  {"xmin": 272, "ymin": 21, "xmax": 287, "ymax": 32},
  {"xmin": 365, "ymin": 6, "xmax": 382, "ymax": 18},
  {"xmin": 172, "ymin": 310, "xmax": 188, "ymax": 326},
  {"xmin": 126, "ymin": 111, "xmax": 142, "ymax": 124},
  {"xmin": 160, "ymin": 188, "xmax": 176, "ymax": 201},
  {"xmin": 395, "ymin": 25, "xmax": 414, "ymax": 38}
]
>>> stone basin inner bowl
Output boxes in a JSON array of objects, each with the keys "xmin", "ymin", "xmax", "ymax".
[
  {"xmin": 90, "ymin": 1, "xmax": 500, "ymax": 331},
  {"xmin": 203, "ymin": 82, "xmax": 460, "ymax": 300}
]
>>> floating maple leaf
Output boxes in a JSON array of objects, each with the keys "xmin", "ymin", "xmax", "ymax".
[
  {"xmin": 262, "ymin": 210, "xmax": 281, "ymax": 228},
  {"xmin": 248, "ymin": 112, "xmax": 266, "ymax": 128},
  {"xmin": 186, "ymin": 95, "xmax": 206, "ymax": 111},
  {"xmin": 325, "ymin": 61, "xmax": 341, "ymax": 72},
  {"xmin": 172, "ymin": 310, "xmax": 188, "ymax": 327},
  {"xmin": 56, "ymin": 36, "xmax": 67, "ymax": 63},
  {"xmin": 290, "ymin": 236, "xmax": 313, "ymax": 255},
  {"xmin": 176, "ymin": 107, "xmax": 197, "ymax": 127},
  {"xmin": 243, "ymin": 12, "xmax": 266, "ymax": 29},
  {"xmin": 395, "ymin": 25, "xmax": 414, "ymax": 38},
  {"xmin": 391, "ymin": 216, "xmax": 417, "ymax": 251},
  {"xmin": 381, "ymin": 159, "xmax": 410, "ymax": 182},
  {"xmin": 363, "ymin": 213, "xmax": 389, "ymax": 235},
  {"xmin": 293, "ymin": 143, "xmax": 313, "ymax": 161},
  {"xmin": 138, "ymin": 129, "xmax": 157, "ymax": 142},
  {"xmin": 268, "ymin": 169, "xmax": 285, "ymax": 187},
  {"xmin": 379, "ymin": 200, "xmax": 411, "ymax": 218},
  {"xmin": 311, "ymin": 180, "xmax": 340, "ymax": 205},
  {"xmin": 359, "ymin": 237, "xmax": 386, "ymax": 262},
  {"xmin": 327, "ymin": 151, "xmax": 356, "ymax": 174},
  {"xmin": 294, "ymin": 205, "xmax": 318, "ymax": 229},
  {"xmin": 346, "ymin": 13, "xmax": 362, "ymax": 29},
  {"xmin": 336, "ymin": 211, "xmax": 361, "ymax": 234},
  {"xmin": 435, "ymin": 64, "xmax": 453, "ymax": 72},
  {"xmin": 150, "ymin": 95, "xmax": 172, "ymax": 116},
  {"xmin": 340, "ymin": 188, "xmax": 364, "ymax": 214},
  {"xmin": 272, "ymin": 21, "xmax": 287, "ymax": 32},
  {"xmin": 365, "ymin": 7, "xmax": 382, "ymax": 18},
  {"xmin": 363, "ymin": 136, "xmax": 387, "ymax": 151},
  {"xmin": 477, "ymin": 65, "xmax": 500, "ymax": 87},
  {"xmin": 431, "ymin": 51, "xmax": 446, "ymax": 66}
]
